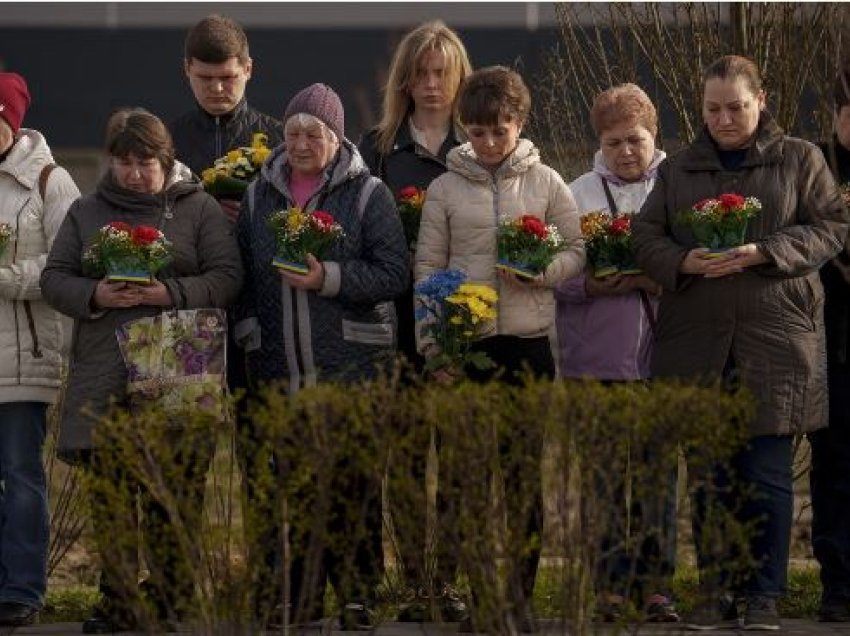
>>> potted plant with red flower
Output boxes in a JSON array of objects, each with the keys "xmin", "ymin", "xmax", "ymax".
[
  {"xmin": 82, "ymin": 221, "xmax": 173, "ymax": 283},
  {"xmin": 679, "ymin": 193, "xmax": 762, "ymax": 256},
  {"xmin": 495, "ymin": 213, "xmax": 566, "ymax": 279},
  {"xmin": 267, "ymin": 207, "xmax": 345, "ymax": 274},
  {"xmin": 581, "ymin": 211, "xmax": 642, "ymax": 278}
]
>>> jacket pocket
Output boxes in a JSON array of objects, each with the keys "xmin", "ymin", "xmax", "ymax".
[{"xmin": 341, "ymin": 301, "xmax": 396, "ymax": 347}]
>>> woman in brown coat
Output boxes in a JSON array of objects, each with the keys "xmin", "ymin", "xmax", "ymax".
[
  {"xmin": 42, "ymin": 109, "xmax": 242, "ymax": 632},
  {"xmin": 633, "ymin": 55, "xmax": 850, "ymax": 631}
]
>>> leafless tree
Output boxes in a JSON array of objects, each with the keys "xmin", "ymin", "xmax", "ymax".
[{"xmin": 533, "ymin": 2, "xmax": 850, "ymax": 180}]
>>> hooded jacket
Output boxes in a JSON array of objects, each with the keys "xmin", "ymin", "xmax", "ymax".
[
  {"xmin": 633, "ymin": 113, "xmax": 850, "ymax": 435},
  {"xmin": 415, "ymin": 138, "xmax": 585, "ymax": 354},
  {"xmin": 555, "ymin": 150, "xmax": 665, "ymax": 380},
  {"xmin": 41, "ymin": 163, "xmax": 242, "ymax": 455},
  {"xmin": 0, "ymin": 128, "xmax": 80, "ymax": 403},
  {"xmin": 235, "ymin": 140, "xmax": 409, "ymax": 392}
]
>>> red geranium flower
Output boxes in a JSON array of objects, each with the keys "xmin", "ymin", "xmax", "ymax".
[
  {"xmin": 311, "ymin": 210, "xmax": 336, "ymax": 231},
  {"xmin": 609, "ymin": 216, "xmax": 631, "ymax": 236},
  {"xmin": 108, "ymin": 221, "xmax": 132, "ymax": 233},
  {"xmin": 693, "ymin": 199, "xmax": 711, "ymax": 211},
  {"xmin": 718, "ymin": 193, "xmax": 746, "ymax": 211},
  {"xmin": 399, "ymin": 186, "xmax": 420, "ymax": 200},
  {"xmin": 519, "ymin": 215, "xmax": 548, "ymax": 239},
  {"xmin": 132, "ymin": 225, "xmax": 162, "ymax": 246}
]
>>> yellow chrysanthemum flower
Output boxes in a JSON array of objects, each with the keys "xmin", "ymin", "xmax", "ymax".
[
  {"xmin": 286, "ymin": 208, "xmax": 306, "ymax": 232},
  {"xmin": 226, "ymin": 149, "xmax": 243, "ymax": 164},
  {"xmin": 251, "ymin": 132, "xmax": 269, "ymax": 149},
  {"xmin": 201, "ymin": 168, "xmax": 218, "ymax": 186},
  {"xmin": 458, "ymin": 283, "xmax": 498, "ymax": 303},
  {"xmin": 580, "ymin": 211, "xmax": 609, "ymax": 239},
  {"xmin": 252, "ymin": 146, "xmax": 271, "ymax": 166}
]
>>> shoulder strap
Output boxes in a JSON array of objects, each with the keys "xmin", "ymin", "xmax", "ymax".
[
  {"xmin": 38, "ymin": 163, "xmax": 57, "ymax": 200},
  {"xmin": 357, "ymin": 176, "xmax": 381, "ymax": 221},
  {"xmin": 599, "ymin": 174, "xmax": 619, "ymax": 216},
  {"xmin": 638, "ymin": 289, "xmax": 657, "ymax": 338}
]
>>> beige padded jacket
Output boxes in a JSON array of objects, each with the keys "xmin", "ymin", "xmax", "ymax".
[{"xmin": 415, "ymin": 139, "xmax": 585, "ymax": 354}]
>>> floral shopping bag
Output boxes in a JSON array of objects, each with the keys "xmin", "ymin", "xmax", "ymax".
[{"xmin": 116, "ymin": 308, "xmax": 229, "ymax": 423}]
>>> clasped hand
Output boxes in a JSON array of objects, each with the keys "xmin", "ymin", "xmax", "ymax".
[
  {"xmin": 279, "ymin": 253, "xmax": 325, "ymax": 291},
  {"xmin": 680, "ymin": 243, "xmax": 768, "ymax": 278},
  {"xmin": 93, "ymin": 279, "xmax": 173, "ymax": 309},
  {"xmin": 585, "ymin": 272, "xmax": 661, "ymax": 297}
]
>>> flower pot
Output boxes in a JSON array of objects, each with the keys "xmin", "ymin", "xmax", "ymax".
[
  {"xmin": 105, "ymin": 258, "xmax": 153, "ymax": 284},
  {"xmin": 496, "ymin": 259, "xmax": 537, "ymax": 279},
  {"xmin": 692, "ymin": 218, "xmax": 748, "ymax": 253},
  {"xmin": 272, "ymin": 256, "xmax": 309, "ymax": 275}
]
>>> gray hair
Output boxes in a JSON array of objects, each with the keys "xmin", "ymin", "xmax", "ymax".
[{"xmin": 284, "ymin": 113, "xmax": 339, "ymax": 144}]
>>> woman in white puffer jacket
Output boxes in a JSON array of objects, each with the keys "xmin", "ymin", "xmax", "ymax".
[
  {"xmin": 414, "ymin": 66, "xmax": 584, "ymax": 633},
  {"xmin": 0, "ymin": 72, "xmax": 79, "ymax": 627}
]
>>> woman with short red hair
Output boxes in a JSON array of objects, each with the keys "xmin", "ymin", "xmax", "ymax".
[{"xmin": 554, "ymin": 83, "xmax": 677, "ymax": 624}]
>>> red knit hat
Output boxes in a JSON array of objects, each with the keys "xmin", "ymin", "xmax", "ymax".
[
  {"xmin": 0, "ymin": 73, "xmax": 30, "ymax": 134},
  {"xmin": 283, "ymin": 83, "xmax": 344, "ymax": 140}
]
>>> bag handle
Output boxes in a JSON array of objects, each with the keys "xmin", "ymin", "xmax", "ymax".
[
  {"xmin": 599, "ymin": 175, "xmax": 619, "ymax": 216},
  {"xmin": 357, "ymin": 175, "xmax": 381, "ymax": 220},
  {"xmin": 38, "ymin": 163, "xmax": 57, "ymax": 200}
]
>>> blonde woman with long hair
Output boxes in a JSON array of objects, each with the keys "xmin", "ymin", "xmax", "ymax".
[{"xmin": 358, "ymin": 20, "xmax": 471, "ymax": 623}]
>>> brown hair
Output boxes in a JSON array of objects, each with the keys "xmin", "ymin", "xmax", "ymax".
[
  {"xmin": 184, "ymin": 14, "xmax": 249, "ymax": 65},
  {"xmin": 375, "ymin": 20, "xmax": 472, "ymax": 155},
  {"xmin": 105, "ymin": 108, "xmax": 175, "ymax": 175},
  {"xmin": 590, "ymin": 83, "xmax": 658, "ymax": 137},
  {"xmin": 703, "ymin": 55, "xmax": 763, "ymax": 94},
  {"xmin": 458, "ymin": 65, "xmax": 531, "ymax": 127}
]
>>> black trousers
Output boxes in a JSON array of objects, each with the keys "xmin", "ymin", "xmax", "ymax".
[
  {"xmin": 463, "ymin": 335, "xmax": 554, "ymax": 612},
  {"xmin": 810, "ymin": 409, "xmax": 850, "ymax": 603},
  {"xmin": 283, "ymin": 417, "xmax": 385, "ymax": 623}
]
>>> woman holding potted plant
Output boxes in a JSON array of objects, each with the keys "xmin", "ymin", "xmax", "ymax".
[
  {"xmin": 632, "ymin": 55, "xmax": 850, "ymax": 631},
  {"xmin": 234, "ymin": 83, "xmax": 408, "ymax": 630},
  {"xmin": 415, "ymin": 65, "xmax": 584, "ymax": 632},
  {"xmin": 41, "ymin": 107, "xmax": 242, "ymax": 633},
  {"xmin": 554, "ymin": 83, "xmax": 677, "ymax": 623}
]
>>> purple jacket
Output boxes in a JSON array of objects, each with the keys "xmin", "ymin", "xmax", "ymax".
[
  {"xmin": 555, "ymin": 276, "xmax": 655, "ymax": 380},
  {"xmin": 554, "ymin": 152, "xmax": 664, "ymax": 380}
]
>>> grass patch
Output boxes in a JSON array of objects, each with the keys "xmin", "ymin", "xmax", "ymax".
[
  {"xmin": 42, "ymin": 564, "xmax": 822, "ymax": 624},
  {"xmin": 532, "ymin": 562, "xmax": 821, "ymax": 620},
  {"xmin": 42, "ymin": 585, "xmax": 99, "ymax": 623}
]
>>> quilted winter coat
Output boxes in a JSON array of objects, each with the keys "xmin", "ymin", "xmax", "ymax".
[
  {"xmin": 0, "ymin": 129, "xmax": 79, "ymax": 404},
  {"xmin": 632, "ymin": 113, "xmax": 850, "ymax": 436},
  {"xmin": 415, "ymin": 138, "xmax": 585, "ymax": 354}
]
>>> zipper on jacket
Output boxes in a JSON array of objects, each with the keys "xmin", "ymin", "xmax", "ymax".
[
  {"xmin": 491, "ymin": 177, "xmax": 502, "ymax": 334},
  {"xmin": 215, "ymin": 116, "xmax": 222, "ymax": 159},
  {"xmin": 22, "ymin": 300, "xmax": 43, "ymax": 358},
  {"xmin": 11, "ymin": 198, "xmax": 38, "ymax": 372}
]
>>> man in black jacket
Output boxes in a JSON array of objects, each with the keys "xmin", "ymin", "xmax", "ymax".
[
  {"xmin": 171, "ymin": 13, "xmax": 282, "ymax": 221},
  {"xmin": 812, "ymin": 65, "xmax": 850, "ymax": 624},
  {"xmin": 169, "ymin": 14, "xmax": 284, "ymax": 629}
]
